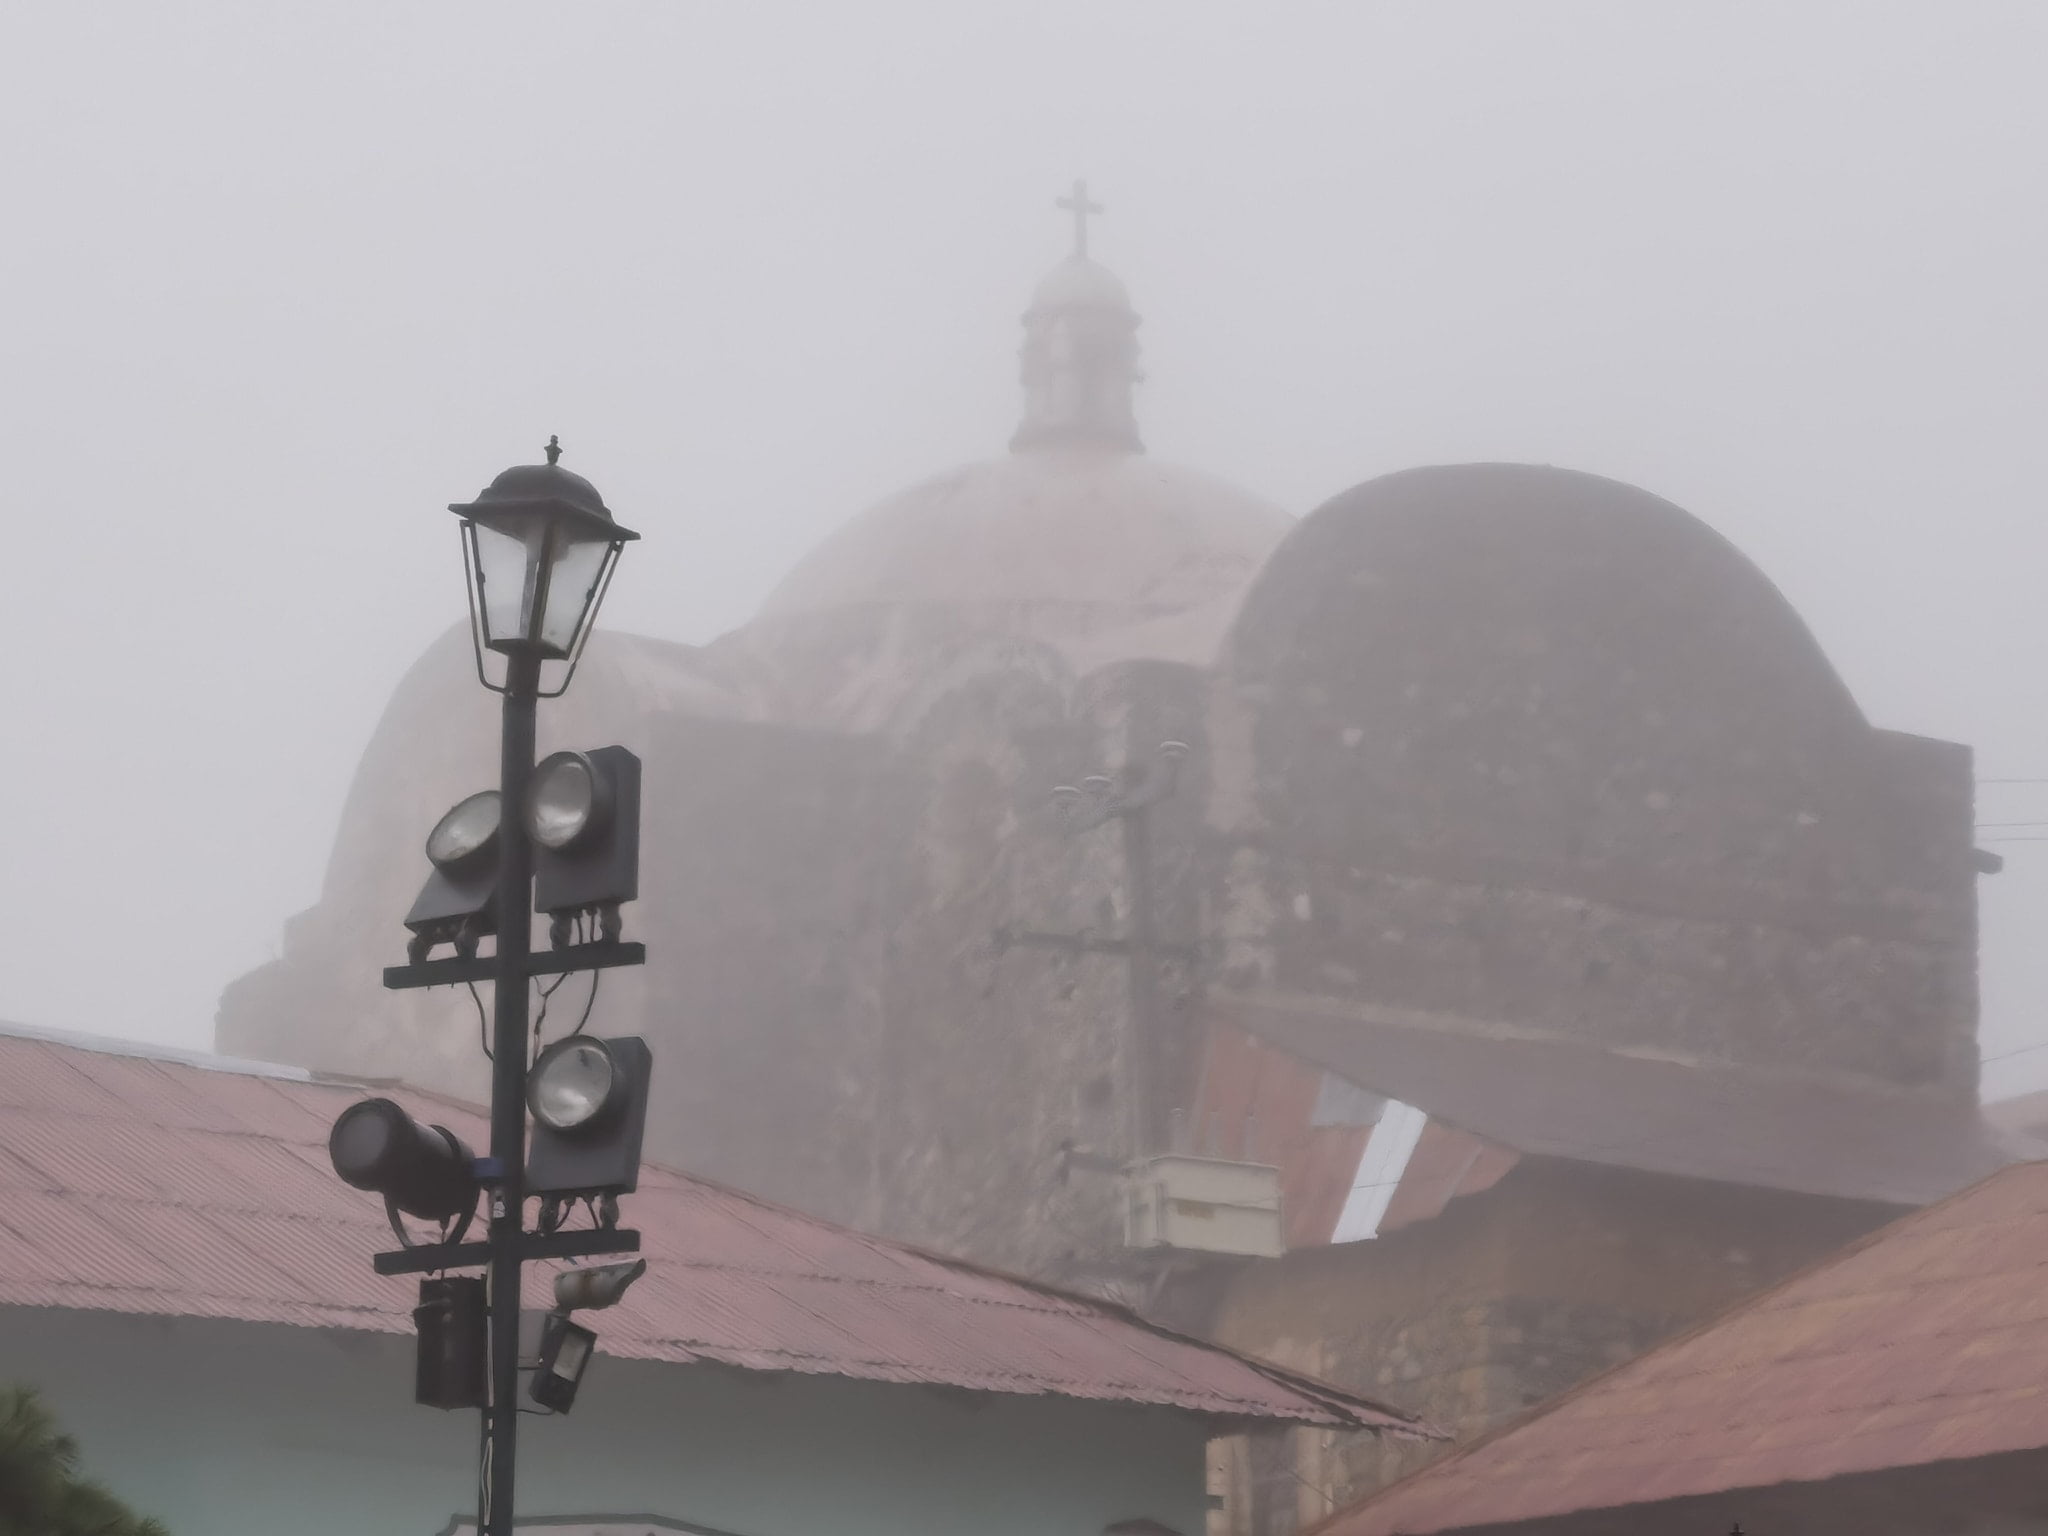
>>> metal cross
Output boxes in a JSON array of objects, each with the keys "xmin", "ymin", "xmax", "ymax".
[{"xmin": 1057, "ymin": 178, "xmax": 1104, "ymax": 259}]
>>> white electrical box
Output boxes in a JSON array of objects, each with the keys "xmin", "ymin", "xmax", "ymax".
[{"xmin": 1123, "ymin": 1154, "xmax": 1285, "ymax": 1259}]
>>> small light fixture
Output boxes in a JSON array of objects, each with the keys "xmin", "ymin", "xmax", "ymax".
[
  {"xmin": 449, "ymin": 436, "xmax": 638, "ymax": 698},
  {"xmin": 529, "ymin": 1311, "xmax": 599, "ymax": 1414}
]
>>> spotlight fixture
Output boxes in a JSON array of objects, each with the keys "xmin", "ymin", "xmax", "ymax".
[
  {"xmin": 527, "ymin": 752, "xmax": 612, "ymax": 852},
  {"xmin": 528, "ymin": 1312, "xmax": 598, "ymax": 1414},
  {"xmin": 428, "ymin": 790, "xmax": 502, "ymax": 876},
  {"xmin": 328, "ymin": 1097, "xmax": 480, "ymax": 1226},
  {"xmin": 402, "ymin": 790, "xmax": 503, "ymax": 963},
  {"xmin": 525, "ymin": 1036, "xmax": 652, "ymax": 1206},
  {"xmin": 528, "ymin": 746, "xmax": 640, "ymax": 947}
]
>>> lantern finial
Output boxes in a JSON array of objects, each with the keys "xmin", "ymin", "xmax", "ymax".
[{"xmin": 544, "ymin": 435, "xmax": 562, "ymax": 467}]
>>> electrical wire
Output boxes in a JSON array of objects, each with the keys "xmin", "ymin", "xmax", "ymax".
[
  {"xmin": 467, "ymin": 980, "xmax": 491, "ymax": 1061},
  {"xmin": 529, "ymin": 911, "xmax": 591, "ymax": 1060},
  {"xmin": 568, "ymin": 968, "xmax": 600, "ymax": 1039}
]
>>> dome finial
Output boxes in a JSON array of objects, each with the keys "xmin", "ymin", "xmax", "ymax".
[
  {"xmin": 1058, "ymin": 178, "xmax": 1103, "ymax": 259},
  {"xmin": 544, "ymin": 434, "xmax": 562, "ymax": 466}
]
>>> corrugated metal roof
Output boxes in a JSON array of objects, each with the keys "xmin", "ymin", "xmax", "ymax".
[
  {"xmin": 1191, "ymin": 1023, "xmax": 1515, "ymax": 1247},
  {"xmin": 0, "ymin": 1029, "xmax": 1418, "ymax": 1433},
  {"xmin": 1224, "ymin": 993, "xmax": 2021, "ymax": 1207},
  {"xmin": 1322, "ymin": 1158, "xmax": 2048, "ymax": 1534}
]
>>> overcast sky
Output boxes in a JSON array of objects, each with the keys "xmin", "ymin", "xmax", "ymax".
[{"xmin": 5, "ymin": 2, "xmax": 2047, "ymax": 1095}]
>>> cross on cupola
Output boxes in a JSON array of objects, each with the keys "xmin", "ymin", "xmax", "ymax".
[
  {"xmin": 1058, "ymin": 178, "xmax": 1104, "ymax": 259},
  {"xmin": 1011, "ymin": 181, "xmax": 1143, "ymax": 454}
]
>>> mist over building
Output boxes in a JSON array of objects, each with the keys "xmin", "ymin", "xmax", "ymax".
[{"xmin": 217, "ymin": 196, "xmax": 2020, "ymax": 1515}]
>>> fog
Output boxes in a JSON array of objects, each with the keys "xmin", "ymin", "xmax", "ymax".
[{"xmin": 3, "ymin": 2, "xmax": 2046, "ymax": 1095}]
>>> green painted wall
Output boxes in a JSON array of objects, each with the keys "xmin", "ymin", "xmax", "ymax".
[{"xmin": 1, "ymin": 1308, "xmax": 1209, "ymax": 1536}]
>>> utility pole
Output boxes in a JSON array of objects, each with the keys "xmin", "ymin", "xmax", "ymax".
[{"xmin": 997, "ymin": 740, "xmax": 1191, "ymax": 1156}]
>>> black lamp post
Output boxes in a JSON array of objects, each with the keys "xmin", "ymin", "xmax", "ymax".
[
  {"xmin": 448, "ymin": 438, "xmax": 636, "ymax": 1536},
  {"xmin": 324, "ymin": 439, "xmax": 652, "ymax": 1536}
]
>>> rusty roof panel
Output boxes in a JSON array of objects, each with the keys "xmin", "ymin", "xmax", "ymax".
[
  {"xmin": 1231, "ymin": 996, "xmax": 2022, "ymax": 1208},
  {"xmin": 1325, "ymin": 1159, "xmax": 2048, "ymax": 1534},
  {"xmin": 0, "ymin": 1030, "xmax": 1420, "ymax": 1435}
]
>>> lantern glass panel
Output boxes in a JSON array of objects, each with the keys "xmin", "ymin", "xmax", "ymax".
[
  {"xmin": 538, "ymin": 530, "xmax": 615, "ymax": 654},
  {"xmin": 471, "ymin": 511, "xmax": 552, "ymax": 650}
]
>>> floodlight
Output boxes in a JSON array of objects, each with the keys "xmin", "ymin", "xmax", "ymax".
[
  {"xmin": 328, "ymin": 1097, "xmax": 479, "ymax": 1224},
  {"xmin": 403, "ymin": 789, "xmax": 502, "ymax": 963},
  {"xmin": 526, "ymin": 1036, "xmax": 653, "ymax": 1201},
  {"xmin": 426, "ymin": 790, "xmax": 501, "ymax": 875},
  {"xmin": 527, "ymin": 752, "xmax": 612, "ymax": 852},
  {"xmin": 528, "ymin": 1038, "xmax": 621, "ymax": 1133},
  {"xmin": 529, "ymin": 745, "xmax": 641, "ymax": 945},
  {"xmin": 529, "ymin": 1312, "xmax": 598, "ymax": 1414}
]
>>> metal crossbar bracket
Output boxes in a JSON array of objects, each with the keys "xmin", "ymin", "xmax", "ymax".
[
  {"xmin": 373, "ymin": 1227, "xmax": 642, "ymax": 1277},
  {"xmin": 382, "ymin": 941, "xmax": 646, "ymax": 991}
]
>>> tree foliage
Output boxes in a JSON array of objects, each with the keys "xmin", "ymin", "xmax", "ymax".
[{"xmin": 0, "ymin": 1387, "xmax": 167, "ymax": 1536}]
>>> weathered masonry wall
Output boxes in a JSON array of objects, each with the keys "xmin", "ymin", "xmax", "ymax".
[{"xmin": 1200, "ymin": 1159, "xmax": 1902, "ymax": 1526}]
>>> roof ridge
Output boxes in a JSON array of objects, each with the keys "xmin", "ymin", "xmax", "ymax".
[{"xmin": 0, "ymin": 1020, "xmax": 319, "ymax": 1082}]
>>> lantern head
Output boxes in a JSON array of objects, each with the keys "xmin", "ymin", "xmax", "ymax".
[{"xmin": 449, "ymin": 437, "xmax": 638, "ymax": 697}]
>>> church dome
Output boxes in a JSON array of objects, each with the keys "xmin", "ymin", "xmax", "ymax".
[
  {"xmin": 759, "ymin": 450, "xmax": 1291, "ymax": 625},
  {"xmin": 756, "ymin": 185, "xmax": 1291, "ymax": 666}
]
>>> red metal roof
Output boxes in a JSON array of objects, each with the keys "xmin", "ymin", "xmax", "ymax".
[
  {"xmin": 0, "ymin": 1027, "xmax": 1416, "ymax": 1433},
  {"xmin": 1191, "ymin": 1023, "xmax": 1515, "ymax": 1246},
  {"xmin": 1323, "ymin": 1158, "xmax": 2048, "ymax": 1533},
  {"xmin": 1225, "ymin": 994, "xmax": 2020, "ymax": 1207}
]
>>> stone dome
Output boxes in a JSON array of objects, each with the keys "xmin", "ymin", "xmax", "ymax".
[
  {"xmin": 759, "ymin": 449, "xmax": 1292, "ymax": 629},
  {"xmin": 757, "ymin": 213, "xmax": 1292, "ymax": 669}
]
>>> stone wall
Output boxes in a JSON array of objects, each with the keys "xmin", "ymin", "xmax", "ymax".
[{"xmin": 1201, "ymin": 1158, "xmax": 1901, "ymax": 1530}]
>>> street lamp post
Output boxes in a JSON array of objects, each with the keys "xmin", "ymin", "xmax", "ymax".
[
  {"xmin": 327, "ymin": 440, "xmax": 653, "ymax": 1535},
  {"xmin": 322, "ymin": 439, "xmax": 653, "ymax": 1536},
  {"xmin": 447, "ymin": 438, "xmax": 638, "ymax": 1536}
]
